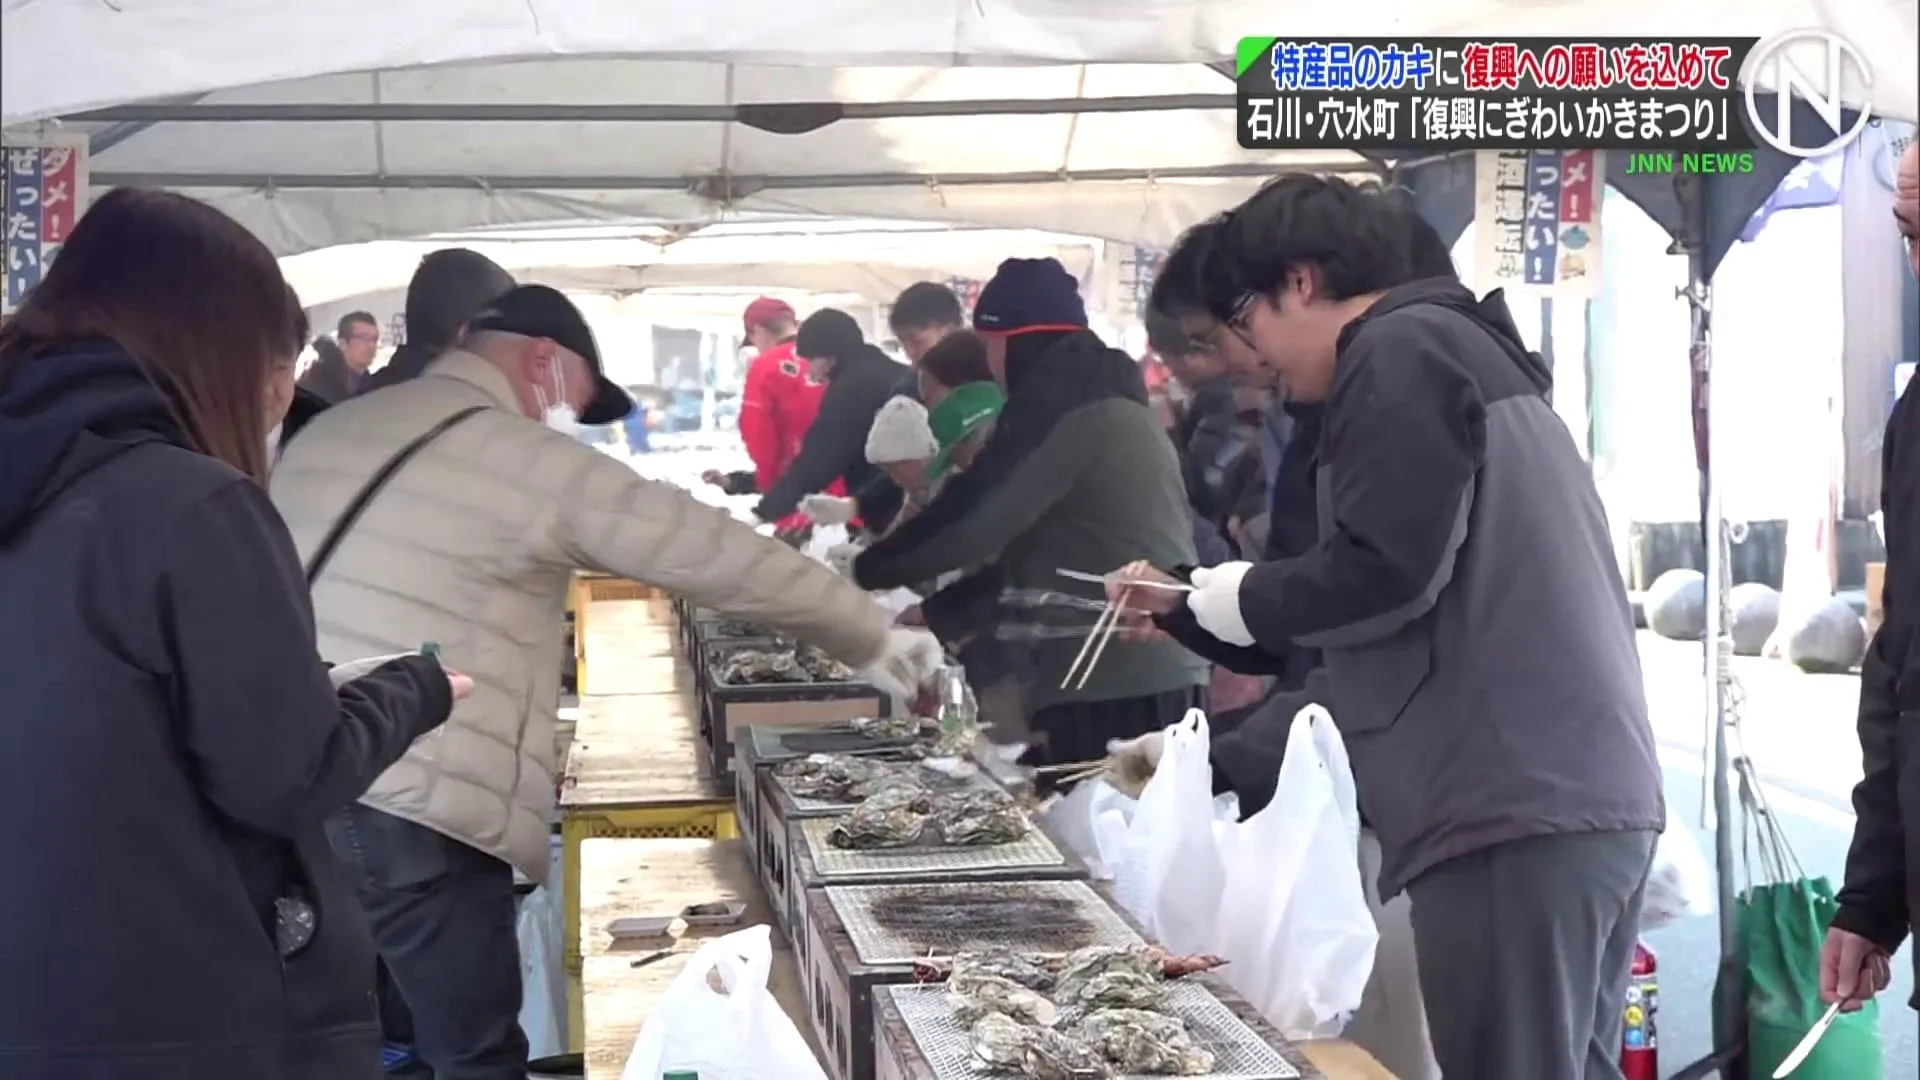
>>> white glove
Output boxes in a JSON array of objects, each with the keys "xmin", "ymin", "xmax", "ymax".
[
  {"xmin": 858, "ymin": 627, "xmax": 945, "ymax": 702},
  {"xmin": 801, "ymin": 493, "xmax": 860, "ymax": 526},
  {"xmin": 328, "ymin": 653, "xmax": 417, "ymax": 690},
  {"xmin": 1188, "ymin": 561, "xmax": 1255, "ymax": 646},
  {"xmin": 1103, "ymin": 731, "xmax": 1166, "ymax": 798},
  {"xmin": 825, "ymin": 541, "xmax": 865, "ymax": 578}
]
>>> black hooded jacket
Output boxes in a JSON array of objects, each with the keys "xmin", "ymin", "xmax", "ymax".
[
  {"xmin": 1833, "ymin": 361, "xmax": 1920, "ymax": 1006},
  {"xmin": 0, "ymin": 345, "xmax": 453, "ymax": 1080},
  {"xmin": 855, "ymin": 330, "xmax": 1207, "ymax": 707},
  {"xmin": 754, "ymin": 342, "xmax": 910, "ymax": 530}
]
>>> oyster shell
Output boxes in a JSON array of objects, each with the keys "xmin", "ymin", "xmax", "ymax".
[
  {"xmin": 966, "ymin": 1011, "xmax": 1033, "ymax": 1071},
  {"xmin": 1051, "ymin": 946, "xmax": 1164, "ymax": 1001},
  {"xmin": 1067, "ymin": 970, "xmax": 1168, "ymax": 1011},
  {"xmin": 931, "ymin": 788, "xmax": 1031, "ymax": 846},
  {"xmin": 772, "ymin": 754, "xmax": 903, "ymax": 801},
  {"xmin": 1020, "ymin": 1027, "xmax": 1112, "ymax": 1079},
  {"xmin": 947, "ymin": 972, "xmax": 1058, "ymax": 1027},
  {"xmin": 1075, "ymin": 1009, "xmax": 1215, "ymax": 1075},
  {"xmin": 950, "ymin": 949, "xmax": 1054, "ymax": 993},
  {"xmin": 850, "ymin": 714, "xmax": 939, "ymax": 743},
  {"xmin": 713, "ymin": 644, "xmax": 855, "ymax": 685},
  {"xmin": 826, "ymin": 785, "xmax": 931, "ymax": 849}
]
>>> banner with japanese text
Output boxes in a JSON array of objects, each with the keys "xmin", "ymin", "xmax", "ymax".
[
  {"xmin": 1473, "ymin": 148, "xmax": 1603, "ymax": 298},
  {"xmin": 2, "ymin": 132, "xmax": 90, "ymax": 314}
]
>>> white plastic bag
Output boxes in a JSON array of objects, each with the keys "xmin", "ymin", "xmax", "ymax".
[
  {"xmin": 1214, "ymin": 704, "xmax": 1376, "ymax": 1040},
  {"xmin": 801, "ymin": 523, "xmax": 851, "ymax": 566},
  {"xmin": 1344, "ymin": 831, "xmax": 1440, "ymax": 1080},
  {"xmin": 517, "ymin": 885, "xmax": 567, "ymax": 1061},
  {"xmin": 1641, "ymin": 823, "xmax": 1715, "ymax": 932},
  {"xmin": 1043, "ymin": 779, "xmax": 1137, "ymax": 880},
  {"xmin": 1108, "ymin": 709, "xmax": 1225, "ymax": 955},
  {"xmin": 620, "ymin": 925, "xmax": 827, "ymax": 1080}
]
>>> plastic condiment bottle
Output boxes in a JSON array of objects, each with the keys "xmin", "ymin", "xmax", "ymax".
[{"xmin": 420, "ymin": 642, "xmax": 441, "ymax": 660}]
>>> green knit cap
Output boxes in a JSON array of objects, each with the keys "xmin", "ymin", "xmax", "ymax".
[{"xmin": 925, "ymin": 381, "xmax": 1006, "ymax": 479}]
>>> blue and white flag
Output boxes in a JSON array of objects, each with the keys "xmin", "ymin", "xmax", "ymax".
[{"xmin": 1739, "ymin": 153, "xmax": 1843, "ymax": 244}]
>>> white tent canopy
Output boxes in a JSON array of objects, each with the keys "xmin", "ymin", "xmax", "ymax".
[
  {"xmin": 5, "ymin": 0, "xmax": 1914, "ymax": 254},
  {"xmin": 279, "ymin": 221, "xmax": 1101, "ymax": 307}
]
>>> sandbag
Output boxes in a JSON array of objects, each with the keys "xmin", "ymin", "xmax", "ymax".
[
  {"xmin": 1727, "ymin": 582, "xmax": 1781, "ymax": 657},
  {"xmin": 1645, "ymin": 568, "xmax": 1707, "ymax": 641},
  {"xmin": 1772, "ymin": 596, "xmax": 1867, "ymax": 673}
]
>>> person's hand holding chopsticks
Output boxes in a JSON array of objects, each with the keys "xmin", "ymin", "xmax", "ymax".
[{"xmin": 1100, "ymin": 561, "xmax": 1182, "ymax": 641}]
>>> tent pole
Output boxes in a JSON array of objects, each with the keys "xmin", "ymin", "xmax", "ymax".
[{"xmin": 1672, "ymin": 171, "xmax": 1746, "ymax": 1080}]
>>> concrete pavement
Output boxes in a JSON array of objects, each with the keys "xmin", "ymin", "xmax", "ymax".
[{"xmin": 1638, "ymin": 633, "xmax": 1915, "ymax": 1077}]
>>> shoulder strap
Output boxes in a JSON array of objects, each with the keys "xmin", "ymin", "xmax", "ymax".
[{"xmin": 303, "ymin": 405, "xmax": 488, "ymax": 586}]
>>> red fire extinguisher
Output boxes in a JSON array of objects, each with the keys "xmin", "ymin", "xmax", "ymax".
[{"xmin": 1621, "ymin": 940, "xmax": 1659, "ymax": 1080}]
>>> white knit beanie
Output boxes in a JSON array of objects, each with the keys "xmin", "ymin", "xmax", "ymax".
[{"xmin": 865, "ymin": 396, "xmax": 939, "ymax": 464}]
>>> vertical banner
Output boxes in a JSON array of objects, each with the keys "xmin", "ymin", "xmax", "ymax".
[
  {"xmin": 2, "ymin": 132, "xmax": 90, "ymax": 314},
  {"xmin": 1474, "ymin": 148, "xmax": 1602, "ymax": 298}
]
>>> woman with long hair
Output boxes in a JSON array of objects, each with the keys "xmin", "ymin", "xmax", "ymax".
[{"xmin": 0, "ymin": 188, "xmax": 465, "ymax": 1080}]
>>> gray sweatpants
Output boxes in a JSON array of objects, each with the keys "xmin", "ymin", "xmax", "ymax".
[{"xmin": 1405, "ymin": 829, "xmax": 1657, "ymax": 1080}]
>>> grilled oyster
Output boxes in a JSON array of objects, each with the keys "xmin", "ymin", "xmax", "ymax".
[
  {"xmin": 714, "ymin": 644, "xmax": 855, "ymax": 685},
  {"xmin": 1051, "ymin": 945, "xmax": 1165, "ymax": 1001},
  {"xmin": 950, "ymin": 949, "xmax": 1054, "ymax": 993},
  {"xmin": 796, "ymin": 646, "xmax": 856, "ymax": 682},
  {"xmin": 931, "ymin": 788, "xmax": 1031, "ymax": 846},
  {"xmin": 1074, "ymin": 1009, "xmax": 1214, "ymax": 1075},
  {"xmin": 948, "ymin": 972, "xmax": 1058, "ymax": 1027},
  {"xmin": 772, "ymin": 754, "xmax": 901, "ymax": 801},
  {"xmin": 966, "ymin": 1011, "xmax": 1033, "ymax": 1071},
  {"xmin": 826, "ymin": 786, "xmax": 931, "ymax": 849},
  {"xmin": 1021, "ymin": 1027, "xmax": 1111, "ymax": 1079},
  {"xmin": 715, "ymin": 648, "xmax": 808, "ymax": 684},
  {"xmin": 850, "ymin": 714, "xmax": 938, "ymax": 743},
  {"xmin": 1068, "ymin": 970, "xmax": 1168, "ymax": 1011}
]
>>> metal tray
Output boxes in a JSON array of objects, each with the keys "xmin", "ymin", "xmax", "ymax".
[
  {"xmin": 798, "ymin": 817, "xmax": 1066, "ymax": 879},
  {"xmin": 827, "ymin": 880, "xmax": 1143, "ymax": 964},
  {"xmin": 880, "ymin": 981, "xmax": 1301, "ymax": 1080}
]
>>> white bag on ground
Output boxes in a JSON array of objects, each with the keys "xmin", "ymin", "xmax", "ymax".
[
  {"xmin": 1344, "ymin": 831, "xmax": 1441, "ymax": 1080},
  {"xmin": 1641, "ymin": 822, "xmax": 1715, "ymax": 932},
  {"xmin": 517, "ymin": 884, "xmax": 567, "ymax": 1061},
  {"xmin": 1214, "ymin": 705, "xmax": 1376, "ymax": 1040},
  {"xmin": 621, "ymin": 925, "xmax": 827, "ymax": 1080},
  {"xmin": 1108, "ymin": 709, "xmax": 1224, "ymax": 956}
]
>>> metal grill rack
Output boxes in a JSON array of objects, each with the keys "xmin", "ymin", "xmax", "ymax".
[
  {"xmin": 798, "ymin": 817, "xmax": 1066, "ymax": 879},
  {"xmin": 827, "ymin": 881, "xmax": 1142, "ymax": 964},
  {"xmin": 880, "ymin": 982, "xmax": 1301, "ymax": 1080}
]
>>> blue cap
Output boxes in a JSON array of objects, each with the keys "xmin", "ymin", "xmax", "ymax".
[{"xmin": 971, "ymin": 257, "xmax": 1087, "ymax": 335}]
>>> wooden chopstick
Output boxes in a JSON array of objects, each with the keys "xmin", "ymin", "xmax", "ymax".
[
  {"xmin": 1074, "ymin": 585, "xmax": 1131, "ymax": 690},
  {"xmin": 1059, "ymin": 598, "xmax": 1119, "ymax": 689}
]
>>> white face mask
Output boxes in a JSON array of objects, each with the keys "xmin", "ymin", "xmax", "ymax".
[{"xmin": 532, "ymin": 364, "xmax": 579, "ymax": 436}]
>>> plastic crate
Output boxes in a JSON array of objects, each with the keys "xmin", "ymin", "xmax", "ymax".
[{"xmin": 558, "ymin": 803, "xmax": 739, "ymax": 977}]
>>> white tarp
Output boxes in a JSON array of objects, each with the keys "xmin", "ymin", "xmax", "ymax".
[
  {"xmin": 4, "ymin": 0, "xmax": 1913, "ymax": 253},
  {"xmin": 279, "ymin": 222, "xmax": 1100, "ymax": 306}
]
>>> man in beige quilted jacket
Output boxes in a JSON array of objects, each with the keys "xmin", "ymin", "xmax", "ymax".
[{"xmin": 270, "ymin": 285, "xmax": 941, "ymax": 1079}]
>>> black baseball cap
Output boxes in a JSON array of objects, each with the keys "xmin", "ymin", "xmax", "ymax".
[{"xmin": 468, "ymin": 284, "xmax": 631, "ymax": 425}]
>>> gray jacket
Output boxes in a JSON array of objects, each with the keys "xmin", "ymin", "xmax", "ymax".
[{"xmin": 1232, "ymin": 279, "xmax": 1664, "ymax": 898}]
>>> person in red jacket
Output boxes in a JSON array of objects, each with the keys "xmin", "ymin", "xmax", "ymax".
[{"xmin": 732, "ymin": 296, "xmax": 847, "ymax": 529}]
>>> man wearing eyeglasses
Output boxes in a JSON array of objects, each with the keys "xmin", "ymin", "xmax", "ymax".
[{"xmin": 299, "ymin": 311, "xmax": 381, "ymax": 403}]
